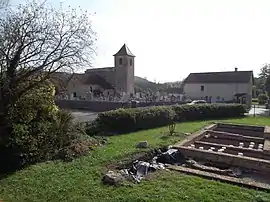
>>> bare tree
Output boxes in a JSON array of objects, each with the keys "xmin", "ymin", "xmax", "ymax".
[
  {"xmin": 0, "ymin": 0, "xmax": 96, "ymax": 122},
  {"xmin": 0, "ymin": 0, "xmax": 9, "ymax": 8}
]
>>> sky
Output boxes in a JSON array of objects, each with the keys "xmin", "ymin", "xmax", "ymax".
[{"xmin": 8, "ymin": 0, "xmax": 270, "ymax": 82}]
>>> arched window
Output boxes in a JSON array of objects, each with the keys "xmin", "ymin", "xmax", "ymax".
[{"xmin": 119, "ymin": 58, "xmax": 122, "ymax": 65}]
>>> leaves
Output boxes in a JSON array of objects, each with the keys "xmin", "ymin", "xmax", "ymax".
[{"xmin": 258, "ymin": 93, "xmax": 269, "ymax": 105}]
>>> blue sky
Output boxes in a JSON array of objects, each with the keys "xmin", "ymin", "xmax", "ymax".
[{"xmin": 9, "ymin": 0, "xmax": 270, "ymax": 82}]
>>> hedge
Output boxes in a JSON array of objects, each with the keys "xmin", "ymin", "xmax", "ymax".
[{"xmin": 87, "ymin": 104, "xmax": 247, "ymax": 135}]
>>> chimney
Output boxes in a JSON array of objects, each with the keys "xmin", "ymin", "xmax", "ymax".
[{"xmin": 235, "ymin": 67, "xmax": 238, "ymax": 72}]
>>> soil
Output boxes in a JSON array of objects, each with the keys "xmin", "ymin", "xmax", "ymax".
[{"xmin": 106, "ymin": 147, "xmax": 168, "ymax": 170}]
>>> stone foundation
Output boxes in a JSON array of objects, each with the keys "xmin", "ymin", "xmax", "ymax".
[{"xmin": 173, "ymin": 123, "xmax": 270, "ymax": 174}]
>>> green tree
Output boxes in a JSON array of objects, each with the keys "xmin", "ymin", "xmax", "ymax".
[
  {"xmin": 258, "ymin": 93, "xmax": 269, "ymax": 105},
  {"xmin": 265, "ymin": 76, "xmax": 270, "ymax": 97},
  {"xmin": 255, "ymin": 64, "xmax": 270, "ymax": 94},
  {"xmin": 253, "ymin": 78, "xmax": 264, "ymax": 97},
  {"xmin": 259, "ymin": 64, "xmax": 270, "ymax": 80}
]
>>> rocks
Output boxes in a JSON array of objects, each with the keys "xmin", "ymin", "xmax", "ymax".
[
  {"xmin": 103, "ymin": 159, "xmax": 166, "ymax": 185},
  {"xmin": 136, "ymin": 141, "xmax": 149, "ymax": 148},
  {"xmin": 230, "ymin": 167, "xmax": 243, "ymax": 177},
  {"xmin": 102, "ymin": 170, "xmax": 125, "ymax": 185},
  {"xmin": 101, "ymin": 139, "xmax": 107, "ymax": 145}
]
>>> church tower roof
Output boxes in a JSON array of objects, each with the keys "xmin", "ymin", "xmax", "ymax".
[{"xmin": 113, "ymin": 44, "xmax": 135, "ymax": 57}]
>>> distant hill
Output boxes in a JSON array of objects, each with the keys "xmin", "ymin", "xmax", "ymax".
[
  {"xmin": 134, "ymin": 76, "xmax": 162, "ymax": 92},
  {"xmin": 135, "ymin": 76, "xmax": 161, "ymax": 92},
  {"xmin": 134, "ymin": 76, "xmax": 183, "ymax": 92}
]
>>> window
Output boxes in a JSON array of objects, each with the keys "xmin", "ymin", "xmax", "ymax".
[
  {"xmin": 200, "ymin": 85, "xmax": 204, "ymax": 91},
  {"xmin": 73, "ymin": 92, "xmax": 77, "ymax": 97},
  {"xmin": 119, "ymin": 58, "xmax": 122, "ymax": 65},
  {"xmin": 130, "ymin": 59, "xmax": 132, "ymax": 66}
]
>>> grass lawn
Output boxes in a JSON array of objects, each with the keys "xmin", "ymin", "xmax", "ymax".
[{"xmin": 1, "ymin": 116, "xmax": 270, "ymax": 202}]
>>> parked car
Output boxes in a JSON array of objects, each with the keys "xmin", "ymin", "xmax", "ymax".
[{"xmin": 187, "ymin": 100, "xmax": 207, "ymax": 105}]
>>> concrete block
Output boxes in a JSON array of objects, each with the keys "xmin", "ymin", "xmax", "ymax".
[
  {"xmin": 264, "ymin": 126, "xmax": 270, "ymax": 139},
  {"xmin": 263, "ymin": 139, "xmax": 270, "ymax": 155}
]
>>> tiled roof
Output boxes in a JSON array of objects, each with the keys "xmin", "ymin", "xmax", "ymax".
[
  {"xmin": 83, "ymin": 74, "xmax": 114, "ymax": 89},
  {"xmin": 50, "ymin": 72, "xmax": 114, "ymax": 90},
  {"xmin": 113, "ymin": 44, "xmax": 135, "ymax": 57},
  {"xmin": 184, "ymin": 71, "xmax": 253, "ymax": 84}
]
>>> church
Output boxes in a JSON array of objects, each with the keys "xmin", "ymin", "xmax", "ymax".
[{"xmin": 51, "ymin": 44, "xmax": 135, "ymax": 100}]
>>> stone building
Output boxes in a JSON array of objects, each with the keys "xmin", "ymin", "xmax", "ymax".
[{"xmin": 51, "ymin": 44, "xmax": 135, "ymax": 100}]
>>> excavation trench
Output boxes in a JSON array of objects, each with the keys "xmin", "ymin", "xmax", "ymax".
[
  {"xmin": 103, "ymin": 146, "xmax": 249, "ymax": 185},
  {"xmin": 103, "ymin": 123, "xmax": 270, "ymax": 190}
]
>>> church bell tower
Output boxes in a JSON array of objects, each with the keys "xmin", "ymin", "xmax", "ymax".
[{"xmin": 113, "ymin": 44, "xmax": 135, "ymax": 94}]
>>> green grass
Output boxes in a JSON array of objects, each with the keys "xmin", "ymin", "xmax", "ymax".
[{"xmin": 1, "ymin": 117, "xmax": 270, "ymax": 202}]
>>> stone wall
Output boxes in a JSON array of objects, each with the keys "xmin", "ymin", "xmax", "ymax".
[{"xmin": 55, "ymin": 100, "xmax": 186, "ymax": 112}]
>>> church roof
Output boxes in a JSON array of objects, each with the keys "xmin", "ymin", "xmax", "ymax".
[
  {"xmin": 83, "ymin": 74, "xmax": 114, "ymax": 89},
  {"xmin": 50, "ymin": 72, "xmax": 115, "ymax": 91},
  {"xmin": 113, "ymin": 44, "xmax": 135, "ymax": 57}
]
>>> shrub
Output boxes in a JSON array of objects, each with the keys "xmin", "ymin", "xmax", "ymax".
[
  {"xmin": 0, "ymin": 82, "xmax": 92, "ymax": 172},
  {"xmin": 57, "ymin": 136, "xmax": 95, "ymax": 162},
  {"xmin": 258, "ymin": 94, "xmax": 269, "ymax": 105},
  {"xmin": 88, "ymin": 104, "xmax": 247, "ymax": 136},
  {"xmin": 172, "ymin": 104, "xmax": 247, "ymax": 121},
  {"xmin": 91, "ymin": 106, "xmax": 175, "ymax": 134}
]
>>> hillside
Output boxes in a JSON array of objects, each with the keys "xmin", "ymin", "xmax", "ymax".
[
  {"xmin": 134, "ymin": 76, "xmax": 163, "ymax": 92},
  {"xmin": 135, "ymin": 76, "xmax": 183, "ymax": 92}
]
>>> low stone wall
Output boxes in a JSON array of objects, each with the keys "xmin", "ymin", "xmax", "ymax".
[{"xmin": 55, "ymin": 100, "xmax": 186, "ymax": 112}]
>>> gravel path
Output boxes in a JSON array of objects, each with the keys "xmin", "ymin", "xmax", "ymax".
[
  {"xmin": 248, "ymin": 107, "xmax": 270, "ymax": 116},
  {"xmin": 70, "ymin": 110, "xmax": 99, "ymax": 122}
]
